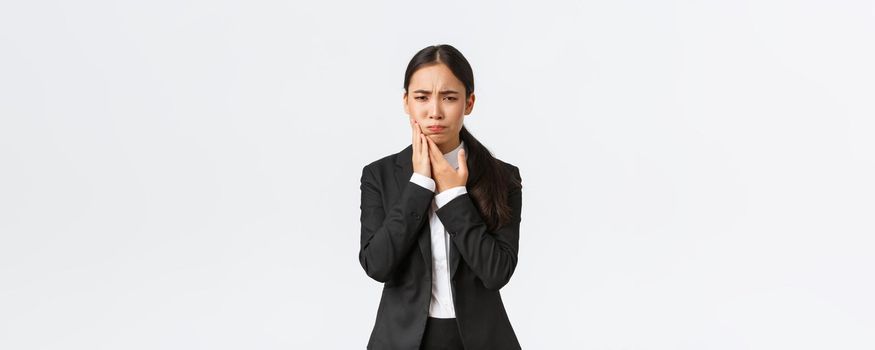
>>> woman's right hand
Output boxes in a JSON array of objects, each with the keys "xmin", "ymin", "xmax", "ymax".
[{"xmin": 410, "ymin": 117, "xmax": 431, "ymax": 178}]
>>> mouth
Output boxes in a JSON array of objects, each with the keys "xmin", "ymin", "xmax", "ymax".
[{"xmin": 427, "ymin": 126, "xmax": 447, "ymax": 132}]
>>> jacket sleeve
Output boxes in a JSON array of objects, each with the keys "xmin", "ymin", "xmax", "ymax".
[
  {"xmin": 359, "ymin": 165, "xmax": 434, "ymax": 282},
  {"xmin": 435, "ymin": 165, "xmax": 523, "ymax": 291}
]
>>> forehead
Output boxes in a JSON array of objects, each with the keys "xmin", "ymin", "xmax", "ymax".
[{"xmin": 408, "ymin": 64, "xmax": 464, "ymax": 89}]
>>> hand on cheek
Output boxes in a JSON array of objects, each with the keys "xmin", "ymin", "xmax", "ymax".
[{"xmin": 424, "ymin": 135, "xmax": 468, "ymax": 194}]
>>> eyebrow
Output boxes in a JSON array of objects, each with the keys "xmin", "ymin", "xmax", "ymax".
[{"xmin": 412, "ymin": 89, "xmax": 460, "ymax": 95}]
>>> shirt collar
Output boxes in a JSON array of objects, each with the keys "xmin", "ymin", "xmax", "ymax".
[{"xmin": 443, "ymin": 140, "xmax": 465, "ymax": 170}]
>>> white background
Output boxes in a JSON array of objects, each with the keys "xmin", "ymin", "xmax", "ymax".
[{"xmin": 1, "ymin": 0, "xmax": 873, "ymax": 349}]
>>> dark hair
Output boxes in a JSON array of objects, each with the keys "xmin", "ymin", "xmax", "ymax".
[{"xmin": 403, "ymin": 44, "xmax": 522, "ymax": 232}]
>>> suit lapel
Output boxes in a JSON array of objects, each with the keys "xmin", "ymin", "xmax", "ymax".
[
  {"xmin": 450, "ymin": 242, "xmax": 460, "ymax": 280},
  {"xmin": 394, "ymin": 143, "xmax": 468, "ymax": 280},
  {"xmin": 394, "ymin": 145, "xmax": 433, "ymax": 268}
]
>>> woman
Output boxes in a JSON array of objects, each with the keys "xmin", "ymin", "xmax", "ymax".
[{"xmin": 359, "ymin": 44, "xmax": 523, "ymax": 350}]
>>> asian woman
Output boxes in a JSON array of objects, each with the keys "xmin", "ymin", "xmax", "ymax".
[{"xmin": 359, "ymin": 44, "xmax": 523, "ymax": 350}]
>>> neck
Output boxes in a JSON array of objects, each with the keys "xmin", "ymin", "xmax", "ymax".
[{"xmin": 437, "ymin": 136, "xmax": 462, "ymax": 154}]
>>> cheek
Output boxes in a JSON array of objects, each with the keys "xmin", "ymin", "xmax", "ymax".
[
  {"xmin": 448, "ymin": 103, "xmax": 466, "ymax": 113},
  {"xmin": 411, "ymin": 107, "xmax": 429, "ymax": 118}
]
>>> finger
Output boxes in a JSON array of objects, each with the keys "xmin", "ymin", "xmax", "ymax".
[
  {"xmin": 410, "ymin": 118, "xmax": 418, "ymax": 153},
  {"xmin": 416, "ymin": 121, "xmax": 426, "ymax": 157},
  {"xmin": 413, "ymin": 119, "xmax": 424, "ymax": 156},
  {"xmin": 424, "ymin": 135, "xmax": 435, "ymax": 161},
  {"xmin": 419, "ymin": 134, "xmax": 427, "ymax": 158},
  {"xmin": 422, "ymin": 134, "xmax": 431, "ymax": 162},
  {"xmin": 426, "ymin": 136, "xmax": 442, "ymax": 164},
  {"xmin": 457, "ymin": 148, "xmax": 468, "ymax": 175}
]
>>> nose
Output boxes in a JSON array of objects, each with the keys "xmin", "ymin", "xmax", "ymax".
[{"xmin": 428, "ymin": 98, "xmax": 443, "ymax": 120}]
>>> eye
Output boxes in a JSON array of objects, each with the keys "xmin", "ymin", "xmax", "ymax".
[
  {"xmin": 414, "ymin": 96, "xmax": 426, "ymax": 101},
  {"xmin": 445, "ymin": 97, "xmax": 457, "ymax": 101}
]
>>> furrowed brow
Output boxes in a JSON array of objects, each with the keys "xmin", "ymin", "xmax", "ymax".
[{"xmin": 412, "ymin": 89, "xmax": 460, "ymax": 95}]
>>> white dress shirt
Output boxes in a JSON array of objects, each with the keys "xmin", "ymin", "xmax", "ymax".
[{"xmin": 408, "ymin": 140, "xmax": 467, "ymax": 319}]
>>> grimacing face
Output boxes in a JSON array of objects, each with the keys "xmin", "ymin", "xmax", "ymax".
[{"xmin": 403, "ymin": 63, "xmax": 475, "ymax": 153}]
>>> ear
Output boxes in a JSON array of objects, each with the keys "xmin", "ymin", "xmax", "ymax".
[
  {"xmin": 464, "ymin": 93, "xmax": 475, "ymax": 115},
  {"xmin": 403, "ymin": 92, "xmax": 410, "ymax": 115}
]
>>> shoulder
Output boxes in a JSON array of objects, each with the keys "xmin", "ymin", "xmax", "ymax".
[
  {"xmin": 490, "ymin": 157, "xmax": 522, "ymax": 194},
  {"xmin": 361, "ymin": 145, "xmax": 409, "ymax": 178},
  {"xmin": 495, "ymin": 158, "xmax": 521, "ymax": 181},
  {"xmin": 362, "ymin": 153, "xmax": 394, "ymax": 171}
]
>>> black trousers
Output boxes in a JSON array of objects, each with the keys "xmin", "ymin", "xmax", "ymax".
[{"xmin": 420, "ymin": 317, "xmax": 464, "ymax": 350}]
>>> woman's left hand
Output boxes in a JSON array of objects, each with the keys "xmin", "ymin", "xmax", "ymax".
[{"xmin": 425, "ymin": 135, "xmax": 468, "ymax": 194}]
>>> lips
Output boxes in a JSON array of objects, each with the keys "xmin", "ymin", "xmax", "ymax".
[{"xmin": 427, "ymin": 126, "xmax": 446, "ymax": 132}]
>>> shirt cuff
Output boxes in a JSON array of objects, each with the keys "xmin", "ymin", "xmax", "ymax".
[
  {"xmin": 435, "ymin": 186, "xmax": 467, "ymax": 209},
  {"xmin": 409, "ymin": 172, "xmax": 436, "ymax": 192}
]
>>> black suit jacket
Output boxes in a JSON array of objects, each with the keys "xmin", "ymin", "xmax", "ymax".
[{"xmin": 359, "ymin": 143, "xmax": 523, "ymax": 350}]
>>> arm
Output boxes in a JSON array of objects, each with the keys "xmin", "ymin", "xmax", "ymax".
[
  {"xmin": 358, "ymin": 165, "xmax": 434, "ymax": 282},
  {"xmin": 435, "ymin": 165, "xmax": 523, "ymax": 291},
  {"xmin": 413, "ymin": 171, "xmax": 469, "ymax": 207}
]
